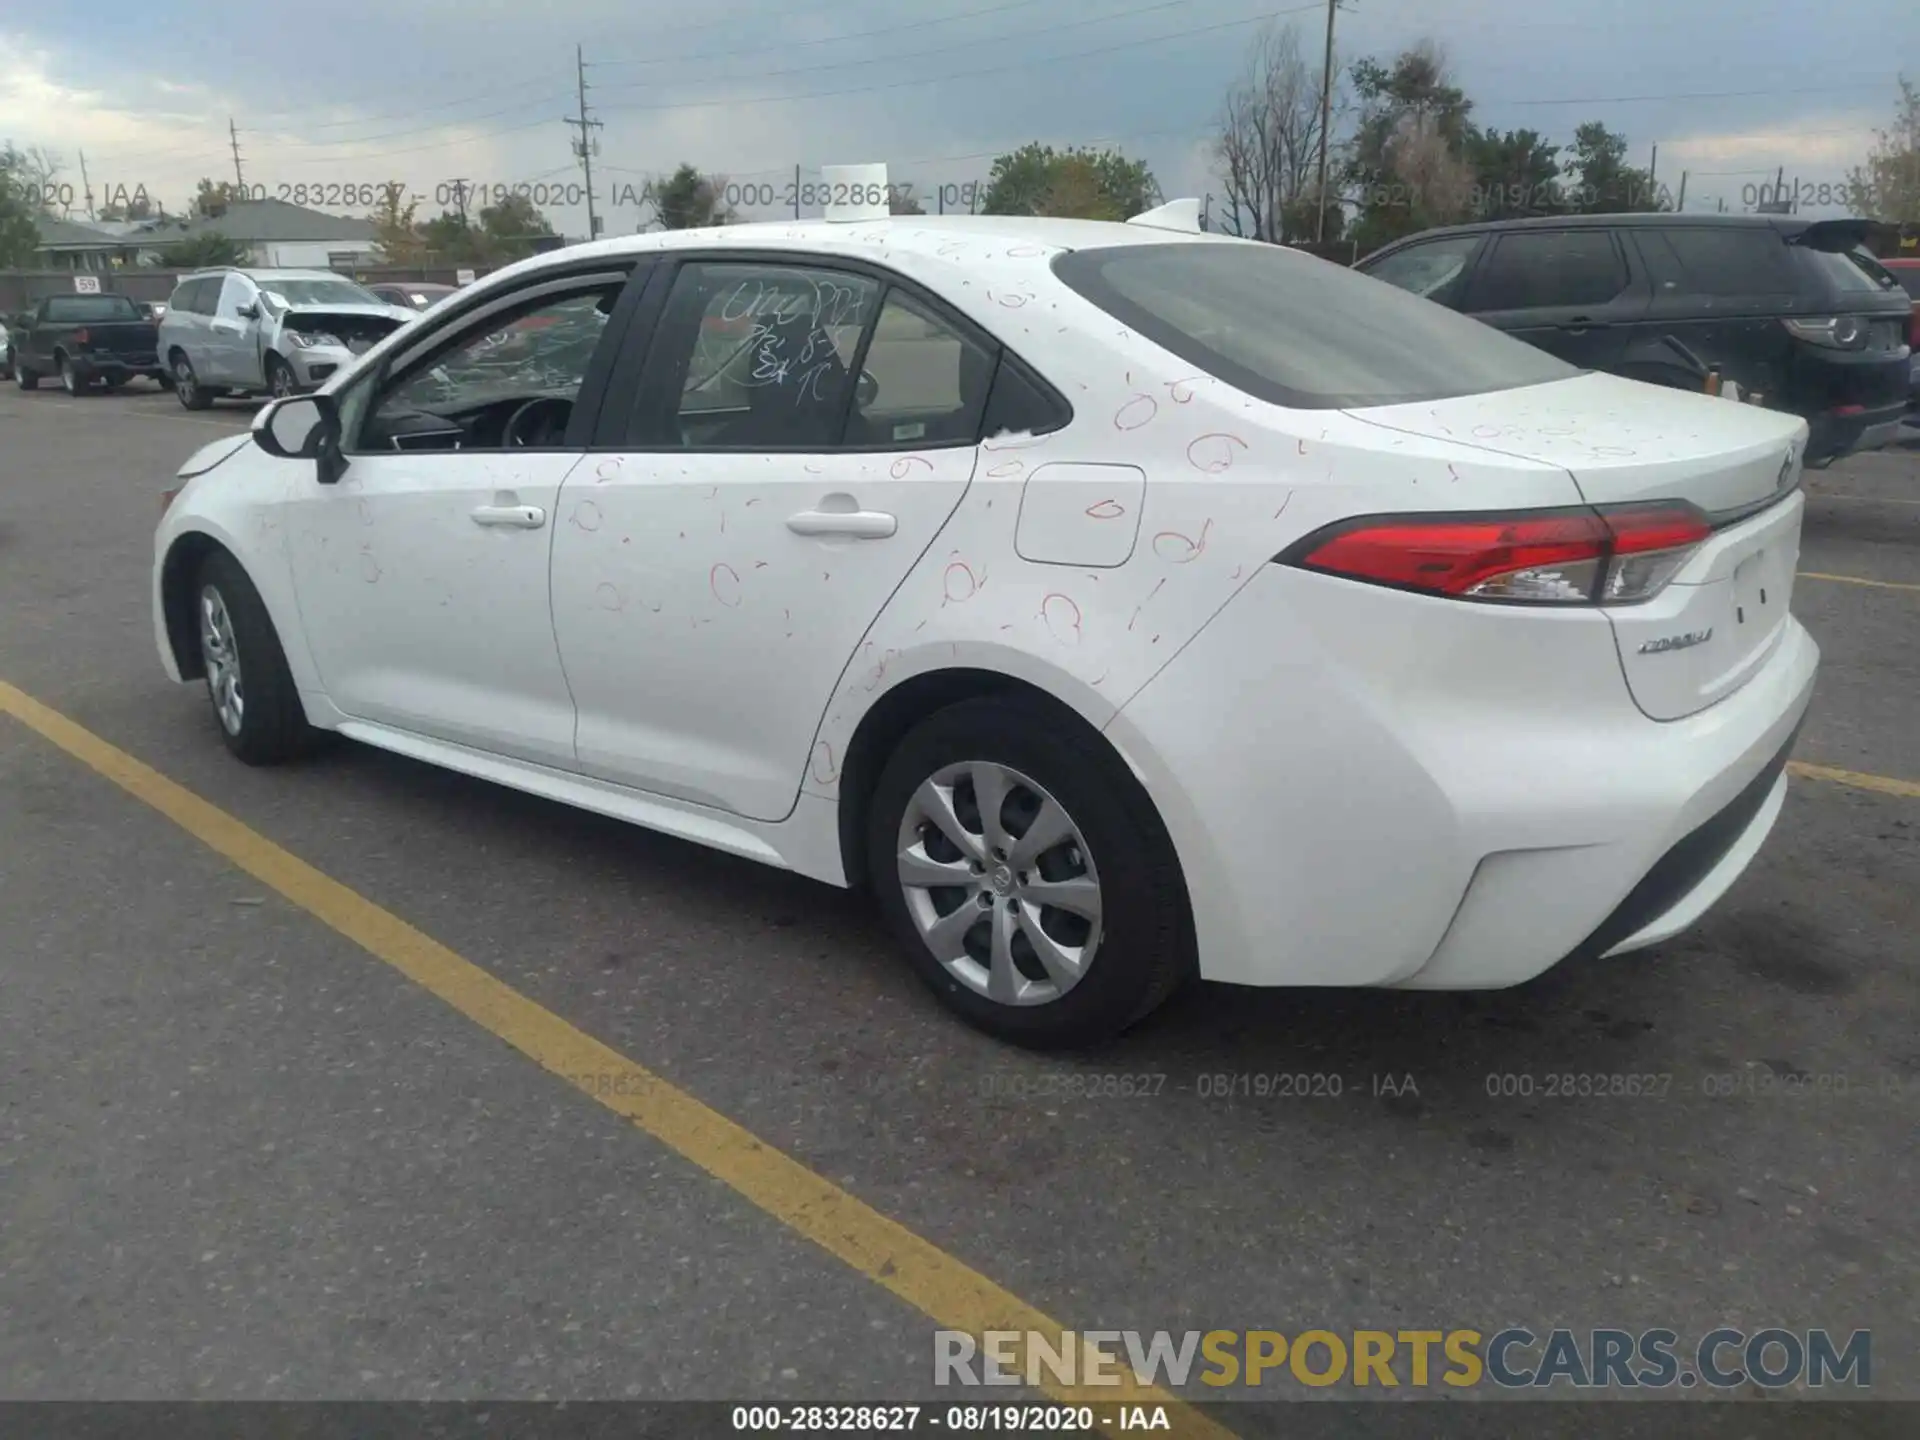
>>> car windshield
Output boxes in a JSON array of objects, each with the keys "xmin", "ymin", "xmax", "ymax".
[
  {"xmin": 1053, "ymin": 241, "xmax": 1579, "ymax": 409},
  {"xmin": 42, "ymin": 295, "xmax": 143, "ymax": 322},
  {"xmin": 257, "ymin": 279, "xmax": 384, "ymax": 310}
]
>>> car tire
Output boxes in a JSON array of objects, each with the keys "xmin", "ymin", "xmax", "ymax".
[
  {"xmin": 14, "ymin": 363, "xmax": 36, "ymax": 390},
  {"xmin": 59, "ymin": 354, "xmax": 91, "ymax": 395},
  {"xmin": 194, "ymin": 549, "xmax": 322, "ymax": 766},
  {"xmin": 172, "ymin": 353, "xmax": 213, "ymax": 411},
  {"xmin": 266, "ymin": 355, "xmax": 298, "ymax": 399},
  {"xmin": 866, "ymin": 695, "xmax": 1193, "ymax": 1049}
]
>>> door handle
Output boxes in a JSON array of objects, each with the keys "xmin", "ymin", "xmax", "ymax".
[
  {"xmin": 1559, "ymin": 317, "xmax": 1612, "ymax": 333},
  {"xmin": 471, "ymin": 504, "xmax": 546, "ymax": 529},
  {"xmin": 787, "ymin": 508, "xmax": 897, "ymax": 539}
]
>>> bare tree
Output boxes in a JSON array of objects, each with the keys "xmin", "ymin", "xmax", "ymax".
[{"xmin": 1213, "ymin": 21, "xmax": 1337, "ymax": 242}]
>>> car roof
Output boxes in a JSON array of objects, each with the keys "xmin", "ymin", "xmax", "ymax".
[
  {"xmin": 1367, "ymin": 212, "xmax": 1858, "ymax": 248},
  {"xmin": 179, "ymin": 267, "xmax": 362, "ymax": 282}
]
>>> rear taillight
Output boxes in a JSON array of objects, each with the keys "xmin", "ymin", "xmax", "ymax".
[
  {"xmin": 72, "ymin": 327, "xmax": 90, "ymax": 346},
  {"xmin": 1277, "ymin": 503, "xmax": 1712, "ymax": 606}
]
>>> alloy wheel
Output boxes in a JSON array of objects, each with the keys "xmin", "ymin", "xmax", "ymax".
[
  {"xmin": 175, "ymin": 359, "xmax": 196, "ymax": 403},
  {"xmin": 895, "ymin": 761, "xmax": 1103, "ymax": 1006},
  {"xmin": 199, "ymin": 585, "xmax": 245, "ymax": 736}
]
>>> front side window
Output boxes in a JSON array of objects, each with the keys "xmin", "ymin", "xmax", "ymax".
[
  {"xmin": 1363, "ymin": 235, "xmax": 1483, "ymax": 308},
  {"xmin": 1053, "ymin": 241, "xmax": 1577, "ymax": 410},
  {"xmin": 1466, "ymin": 230, "xmax": 1628, "ymax": 311},
  {"xmin": 636, "ymin": 261, "xmax": 882, "ymax": 449},
  {"xmin": 356, "ymin": 284, "xmax": 623, "ymax": 451}
]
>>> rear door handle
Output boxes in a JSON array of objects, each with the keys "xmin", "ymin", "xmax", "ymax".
[
  {"xmin": 786, "ymin": 509, "xmax": 897, "ymax": 539},
  {"xmin": 1559, "ymin": 317, "xmax": 1613, "ymax": 333},
  {"xmin": 471, "ymin": 504, "xmax": 546, "ymax": 529}
]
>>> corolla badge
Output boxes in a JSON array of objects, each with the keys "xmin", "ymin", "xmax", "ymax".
[{"xmin": 1639, "ymin": 629, "xmax": 1714, "ymax": 655}]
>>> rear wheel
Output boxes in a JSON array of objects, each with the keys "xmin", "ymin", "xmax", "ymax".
[
  {"xmin": 195, "ymin": 550, "xmax": 321, "ymax": 765},
  {"xmin": 14, "ymin": 363, "xmax": 36, "ymax": 390},
  {"xmin": 172, "ymin": 353, "xmax": 212, "ymax": 410},
  {"xmin": 866, "ymin": 696, "xmax": 1192, "ymax": 1049},
  {"xmin": 59, "ymin": 354, "xmax": 91, "ymax": 395}
]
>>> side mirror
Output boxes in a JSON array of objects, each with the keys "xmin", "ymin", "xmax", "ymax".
[
  {"xmin": 253, "ymin": 393, "xmax": 341, "ymax": 471},
  {"xmin": 237, "ymin": 302, "xmax": 259, "ymax": 320}
]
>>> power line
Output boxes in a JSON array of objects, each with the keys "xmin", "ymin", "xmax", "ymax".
[{"xmin": 592, "ymin": 0, "xmax": 1048, "ymax": 70}]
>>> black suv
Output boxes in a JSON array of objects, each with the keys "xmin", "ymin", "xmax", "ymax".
[{"xmin": 1356, "ymin": 214, "xmax": 1912, "ymax": 465}]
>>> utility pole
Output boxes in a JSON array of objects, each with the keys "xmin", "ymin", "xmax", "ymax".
[
  {"xmin": 565, "ymin": 45, "xmax": 605, "ymax": 241},
  {"xmin": 795, "ymin": 164, "xmax": 802, "ymax": 219},
  {"xmin": 228, "ymin": 118, "xmax": 246, "ymax": 190},
  {"xmin": 1774, "ymin": 164, "xmax": 1785, "ymax": 211},
  {"xmin": 78, "ymin": 149, "xmax": 95, "ymax": 221},
  {"xmin": 1314, "ymin": 0, "xmax": 1341, "ymax": 242},
  {"xmin": 1676, "ymin": 170, "xmax": 1688, "ymax": 212}
]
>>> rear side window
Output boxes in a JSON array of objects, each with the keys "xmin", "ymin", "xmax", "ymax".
[
  {"xmin": 1636, "ymin": 228, "xmax": 1797, "ymax": 296},
  {"xmin": 1799, "ymin": 245, "xmax": 1904, "ymax": 295},
  {"xmin": 1464, "ymin": 230, "xmax": 1628, "ymax": 311},
  {"xmin": 1052, "ymin": 241, "xmax": 1577, "ymax": 411},
  {"xmin": 42, "ymin": 295, "xmax": 142, "ymax": 322},
  {"xmin": 849, "ymin": 289, "xmax": 995, "ymax": 447},
  {"xmin": 173, "ymin": 279, "xmax": 214, "ymax": 314},
  {"xmin": 1890, "ymin": 266, "xmax": 1920, "ymax": 300}
]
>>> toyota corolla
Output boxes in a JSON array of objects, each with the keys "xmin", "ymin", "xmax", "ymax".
[{"xmin": 151, "ymin": 197, "xmax": 1818, "ymax": 1048}]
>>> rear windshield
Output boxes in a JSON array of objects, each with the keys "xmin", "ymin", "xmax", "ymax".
[
  {"xmin": 1799, "ymin": 246, "xmax": 1903, "ymax": 295},
  {"xmin": 1053, "ymin": 241, "xmax": 1577, "ymax": 410},
  {"xmin": 42, "ymin": 295, "xmax": 143, "ymax": 322}
]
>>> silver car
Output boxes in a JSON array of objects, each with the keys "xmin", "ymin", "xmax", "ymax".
[{"xmin": 157, "ymin": 268, "xmax": 415, "ymax": 410}]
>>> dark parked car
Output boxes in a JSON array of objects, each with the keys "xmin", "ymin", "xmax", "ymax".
[
  {"xmin": 1880, "ymin": 256, "xmax": 1920, "ymax": 420},
  {"xmin": 1356, "ymin": 214, "xmax": 1913, "ymax": 465},
  {"xmin": 9, "ymin": 292, "xmax": 168, "ymax": 395},
  {"xmin": 365, "ymin": 281, "xmax": 459, "ymax": 312}
]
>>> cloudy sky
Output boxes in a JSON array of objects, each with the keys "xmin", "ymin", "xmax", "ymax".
[{"xmin": 3, "ymin": 0, "xmax": 1915, "ymax": 236}]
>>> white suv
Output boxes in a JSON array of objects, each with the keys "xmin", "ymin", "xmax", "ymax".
[{"xmin": 158, "ymin": 268, "xmax": 415, "ymax": 409}]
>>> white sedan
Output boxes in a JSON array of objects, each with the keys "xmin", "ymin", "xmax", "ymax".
[{"xmin": 151, "ymin": 202, "xmax": 1818, "ymax": 1047}]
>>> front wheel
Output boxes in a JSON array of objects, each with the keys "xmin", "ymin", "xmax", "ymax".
[
  {"xmin": 266, "ymin": 355, "xmax": 298, "ymax": 399},
  {"xmin": 195, "ymin": 550, "xmax": 322, "ymax": 765},
  {"xmin": 867, "ymin": 696, "xmax": 1193, "ymax": 1049}
]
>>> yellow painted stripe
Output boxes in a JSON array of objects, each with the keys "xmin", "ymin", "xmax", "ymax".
[
  {"xmin": 0, "ymin": 679, "xmax": 1233, "ymax": 1438},
  {"xmin": 1789, "ymin": 760, "xmax": 1920, "ymax": 801},
  {"xmin": 1798, "ymin": 571, "xmax": 1920, "ymax": 593}
]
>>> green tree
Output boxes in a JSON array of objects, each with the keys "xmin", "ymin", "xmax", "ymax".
[
  {"xmin": 0, "ymin": 144, "xmax": 44, "ymax": 265},
  {"xmin": 192, "ymin": 178, "xmax": 251, "ymax": 219},
  {"xmin": 1844, "ymin": 75, "xmax": 1920, "ymax": 224},
  {"xmin": 643, "ymin": 164, "xmax": 736, "ymax": 230},
  {"xmin": 418, "ymin": 209, "xmax": 482, "ymax": 263},
  {"xmin": 889, "ymin": 189, "xmax": 925, "ymax": 215},
  {"xmin": 1564, "ymin": 122, "xmax": 1667, "ymax": 213},
  {"xmin": 1464, "ymin": 127, "xmax": 1562, "ymax": 219},
  {"xmin": 1344, "ymin": 42, "xmax": 1476, "ymax": 252},
  {"xmin": 477, "ymin": 193, "xmax": 557, "ymax": 260},
  {"xmin": 369, "ymin": 187, "xmax": 426, "ymax": 262},
  {"xmin": 980, "ymin": 143, "xmax": 1160, "ymax": 219},
  {"xmin": 151, "ymin": 232, "xmax": 249, "ymax": 267}
]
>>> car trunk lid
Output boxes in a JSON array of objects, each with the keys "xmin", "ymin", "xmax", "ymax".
[{"xmin": 1347, "ymin": 371, "xmax": 1810, "ymax": 720}]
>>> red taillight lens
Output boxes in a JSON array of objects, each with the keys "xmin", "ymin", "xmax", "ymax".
[{"xmin": 1279, "ymin": 503, "xmax": 1711, "ymax": 606}]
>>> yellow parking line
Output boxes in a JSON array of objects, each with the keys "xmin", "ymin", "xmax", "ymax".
[
  {"xmin": 0, "ymin": 678, "xmax": 1231, "ymax": 1439},
  {"xmin": 1788, "ymin": 760, "xmax": 1920, "ymax": 801},
  {"xmin": 1797, "ymin": 571, "xmax": 1920, "ymax": 593}
]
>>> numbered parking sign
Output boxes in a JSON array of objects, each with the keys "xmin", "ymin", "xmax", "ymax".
[
  {"xmin": 455, "ymin": 268, "xmax": 476, "ymax": 286},
  {"xmin": 73, "ymin": 275, "xmax": 102, "ymax": 294}
]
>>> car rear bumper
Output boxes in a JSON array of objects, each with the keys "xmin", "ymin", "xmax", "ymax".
[
  {"xmin": 72, "ymin": 353, "xmax": 165, "ymax": 380},
  {"xmin": 1103, "ymin": 563, "xmax": 1819, "ymax": 991}
]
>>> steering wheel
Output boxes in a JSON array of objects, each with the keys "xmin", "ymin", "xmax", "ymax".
[{"xmin": 503, "ymin": 396, "xmax": 575, "ymax": 448}]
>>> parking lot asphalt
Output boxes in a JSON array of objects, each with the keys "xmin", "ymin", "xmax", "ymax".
[{"xmin": 1, "ymin": 384, "xmax": 1916, "ymax": 1420}]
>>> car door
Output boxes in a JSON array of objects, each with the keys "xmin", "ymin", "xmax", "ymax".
[
  {"xmin": 205, "ymin": 274, "xmax": 262, "ymax": 386},
  {"xmin": 1458, "ymin": 227, "xmax": 1648, "ymax": 370},
  {"xmin": 549, "ymin": 254, "xmax": 994, "ymax": 821},
  {"xmin": 282, "ymin": 261, "xmax": 647, "ymax": 768}
]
